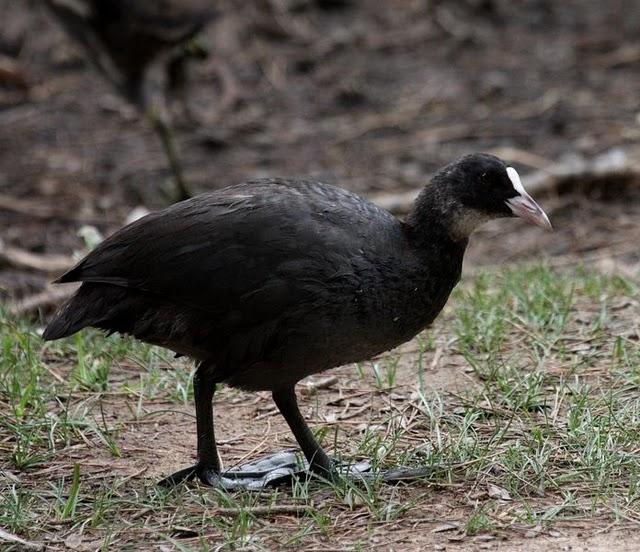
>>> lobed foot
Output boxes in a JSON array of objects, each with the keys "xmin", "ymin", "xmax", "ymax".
[
  {"xmin": 158, "ymin": 451, "xmax": 306, "ymax": 490},
  {"xmin": 159, "ymin": 451, "xmax": 430, "ymax": 490}
]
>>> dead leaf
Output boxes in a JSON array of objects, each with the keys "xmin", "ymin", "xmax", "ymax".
[
  {"xmin": 0, "ymin": 528, "xmax": 42, "ymax": 551},
  {"xmin": 524, "ymin": 525, "xmax": 543, "ymax": 538},
  {"xmin": 64, "ymin": 533, "xmax": 83, "ymax": 550},
  {"xmin": 487, "ymin": 482, "xmax": 512, "ymax": 501},
  {"xmin": 343, "ymin": 489, "xmax": 365, "ymax": 508},
  {"xmin": 431, "ymin": 522, "xmax": 459, "ymax": 533},
  {"xmin": 327, "ymin": 397, "xmax": 366, "ymax": 407}
]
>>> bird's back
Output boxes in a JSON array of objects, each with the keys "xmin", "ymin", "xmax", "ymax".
[
  {"xmin": 90, "ymin": 0, "xmax": 215, "ymax": 77},
  {"xmin": 45, "ymin": 179, "xmax": 463, "ymax": 389},
  {"xmin": 45, "ymin": 0, "xmax": 216, "ymax": 95}
]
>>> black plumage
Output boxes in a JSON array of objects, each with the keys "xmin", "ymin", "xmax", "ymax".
[
  {"xmin": 44, "ymin": 0, "xmax": 217, "ymax": 201},
  {"xmin": 44, "ymin": 153, "xmax": 551, "ymax": 487},
  {"xmin": 44, "ymin": 0, "xmax": 216, "ymax": 105}
]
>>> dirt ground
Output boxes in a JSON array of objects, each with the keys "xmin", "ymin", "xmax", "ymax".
[
  {"xmin": 31, "ymin": 333, "xmax": 640, "ymax": 551},
  {"xmin": 1, "ymin": 0, "xmax": 640, "ymax": 550},
  {"xmin": 2, "ymin": 1, "xmax": 640, "ymax": 281}
]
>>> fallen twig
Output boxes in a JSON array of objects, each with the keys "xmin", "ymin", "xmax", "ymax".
[
  {"xmin": 515, "ymin": 147, "xmax": 638, "ymax": 196},
  {"xmin": 371, "ymin": 147, "xmax": 640, "ymax": 214},
  {"xmin": 8, "ymin": 284, "xmax": 78, "ymax": 317},
  {"xmin": 488, "ymin": 147, "xmax": 555, "ymax": 171},
  {"xmin": 0, "ymin": 243, "xmax": 74, "ymax": 273},
  {"xmin": 0, "ymin": 54, "xmax": 29, "ymax": 90},
  {"xmin": 214, "ymin": 504, "xmax": 311, "ymax": 516},
  {"xmin": 300, "ymin": 375, "xmax": 339, "ymax": 396},
  {"xmin": 0, "ymin": 193, "xmax": 60, "ymax": 219},
  {"xmin": 0, "ymin": 528, "xmax": 43, "ymax": 551},
  {"xmin": 594, "ymin": 43, "xmax": 640, "ymax": 68},
  {"xmin": 331, "ymin": 89, "xmax": 444, "ymax": 146},
  {"xmin": 0, "ymin": 192, "xmax": 111, "ymax": 224}
]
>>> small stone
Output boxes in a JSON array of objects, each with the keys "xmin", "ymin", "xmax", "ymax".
[
  {"xmin": 64, "ymin": 533, "xmax": 83, "ymax": 550},
  {"xmin": 487, "ymin": 482, "xmax": 511, "ymax": 501},
  {"xmin": 524, "ymin": 525, "xmax": 542, "ymax": 538}
]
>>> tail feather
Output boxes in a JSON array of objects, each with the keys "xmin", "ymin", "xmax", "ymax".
[
  {"xmin": 43, "ymin": 283, "xmax": 127, "ymax": 341},
  {"xmin": 43, "ymin": 282, "xmax": 214, "ymax": 359},
  {"xmin": 42, "ymin": 307, "xmax": 86, "ymax": 341}
]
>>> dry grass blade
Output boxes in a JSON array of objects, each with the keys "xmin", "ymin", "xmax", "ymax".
[{"xmin": 0, "ymin": 528, "xmax": 43, "ymax": 551}]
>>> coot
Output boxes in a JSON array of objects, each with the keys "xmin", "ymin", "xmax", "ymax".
[
  {"xmin": 44, "ymin": 0, "xmax": 215, "ymax": 105},
  {"xmin": 44, "ymin": 0, "xmax": 216, "ymax": 201},
  {"xmin": 44, "ymin": 153, "xmax": 551, "ymax": 488}
]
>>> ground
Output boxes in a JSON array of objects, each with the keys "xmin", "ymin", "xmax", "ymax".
[
  {"xmin": 1, "ymin": 0, "xmax": 640, "ymax": 550},
  {"xmin": 3, "ymin": 264, "xmax": 640, "ymax": 550}
]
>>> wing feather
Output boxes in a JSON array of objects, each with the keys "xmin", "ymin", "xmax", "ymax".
[{"xmin": 58, "ymin": 180, "xmax": 401, "ymax": 333}]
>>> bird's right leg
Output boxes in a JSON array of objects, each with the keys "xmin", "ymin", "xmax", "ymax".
[
  {"xmin": 145, "ymin": 107, "xmax": 192, "ymax": 202},
  {"xmin": 272, "ymin": 386, "xmax": 335, "ymax": 478},
  {"xmin": 159, "ymin": 362, "xmax": 221, "ymax": 486}
]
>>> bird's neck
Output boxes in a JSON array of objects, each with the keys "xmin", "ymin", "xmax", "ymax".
[{"xmin": 406, "ymin": 185, "xmax": 488, "ymax": 243}]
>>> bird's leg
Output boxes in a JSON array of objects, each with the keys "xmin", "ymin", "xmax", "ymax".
[
  {"xmin": 159, "ymin": 363, "xmax": 220, "ymax": 486},
  {"xmin": 43, "ymin": 0, "xmax": 125, "ymax": 95},
  {"xmin": 166, "ymin": 52, "xmax": 191, "ymax": 124},
  {"xmin": 161, "ymin": 367, "xmax": 301, "ymax": 490},
  {"xmin": 194, "ymin": 367, "xmax": 221, "ymax": 476},
  {"xmin": 145, "ymin": 106, "xmax": 192, "ymax": 202},
  {"xmin": 270, "ymin": 387, "xmax": 430, "ymax": 484},
  {"xmin": 272, "ymin": 386, "xmax": 335, "ymax": 477},
  {"xmin": 166, "ymin": 39, "xmax": 209, "ymax": 125}
]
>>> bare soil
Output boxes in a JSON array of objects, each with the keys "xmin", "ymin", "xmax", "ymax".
[
  {"xmin": 1, "ymin": 0, "xmax": 640, "ymax": 550},
  {"xmin": 1, "ymin": 0, "xmax": 640, "ymax": 287}
]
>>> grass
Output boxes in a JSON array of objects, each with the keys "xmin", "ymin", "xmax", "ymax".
[{"xmin": 0, "ymin": 263, "xmax": 639, "ymax": 550}]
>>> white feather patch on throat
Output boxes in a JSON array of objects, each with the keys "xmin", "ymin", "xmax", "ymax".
[
  {"xmin": 506, "ymin": 166, "xmax": 527, "ymax": 196},
  {"xmin": 450, "ymin": 207, "xmax": 493, "ymax": 239}
]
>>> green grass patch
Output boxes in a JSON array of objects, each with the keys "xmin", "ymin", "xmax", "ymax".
[{"xmin": 0, "ymin": 263, "xmax": 638, "ymax": 549}]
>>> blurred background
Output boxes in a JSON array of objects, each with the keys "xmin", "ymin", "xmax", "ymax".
[{"xmin": 1, "ymin": 0, "xmax": 640, "ymax": 311}]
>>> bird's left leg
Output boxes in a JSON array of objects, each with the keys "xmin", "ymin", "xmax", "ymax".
[{"xmin": 159, "ymin": 361, "xmax": 221, "ymax": 486}]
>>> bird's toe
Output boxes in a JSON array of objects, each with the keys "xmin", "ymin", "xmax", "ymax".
[
  {"xmin": 157, "ymin": 464, "xmax": 199, "ymax": 487},
  {"xmin": 197, "ymin": 466, "xmax": 223, "ymax": 487}
]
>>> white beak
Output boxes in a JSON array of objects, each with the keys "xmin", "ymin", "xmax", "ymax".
[{"xmin": 505, "ymin": 167, "xmax": 553, "ymax": 231}]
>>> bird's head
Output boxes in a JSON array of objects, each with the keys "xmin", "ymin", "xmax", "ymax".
[{"xmin": 410, "ymin": 153, "xmax": 552, "ymax": 240}]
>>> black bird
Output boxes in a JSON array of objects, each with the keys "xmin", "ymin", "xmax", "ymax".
[
  {"xmin": 44, "ymin": 0, "xmax": 217, "ymax": 201},
  {"xmin": 43, "ymin": 153, "xmax": 551, "ymax": 488}
]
